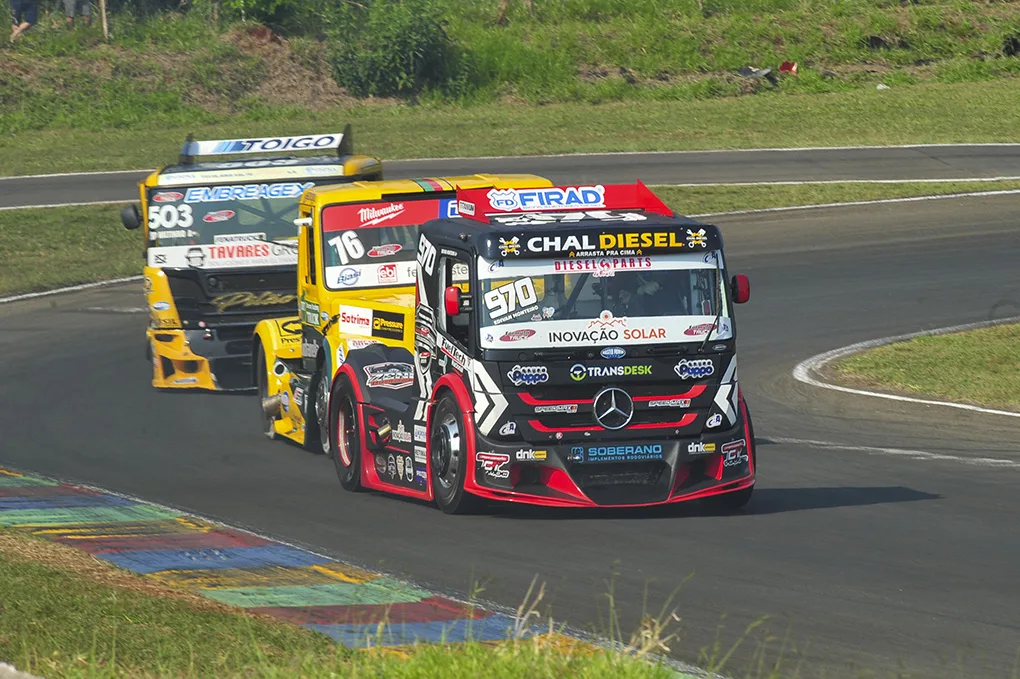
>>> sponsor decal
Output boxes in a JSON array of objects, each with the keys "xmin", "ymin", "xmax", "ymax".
[
  {"xmin": 387, "ymin": 454, "xmax": 397, "ymax": 479},
  {"xmin": 173, "ymin": 377, "xmax": 199, "ymax": 385},
  {"xmin": 458, "ymin": 200, "xmax": 475, "ymax": 216},
  {"xmin": 601, "ymin": 346, "xmax": 626, "ymax": 359},
  {"xmin": 201, "ymin": 133, "xmax": 342, "ymax": 155},
  {"xmin": 184, "ymin": 182, "xmax": 314, "ymax": 203},
  {"xmin": 687, "ymin": 441, "xmax": 717, "ymax": 455},
  {"xmin": 212, "ymin": 233, "xmax": 267, "ymax": 246},
  {"xmin": 302, "ymin": 339, "xmax": 317, "ymax": 359},
  {"xmin": 722, "ymin": 439, "xmax": 748, "ymax": 467},
  {"xmin": 414, "ymin": 445, "xmax": 427, "ymax": 464},
  {"xmin": 498, "ymin": 421, "xmax": 517, "ymax": 436},
  {"xmin": 685, "ymin": 323, "xmax": 718, "ymax": 336},
  {"xmin": 392, "ymin": 421, "xmax": 412, "ymax": 444},
  {"xmin": 152, "ymin": 301, "xmax": 171, "ymax": 311},
  {"xmin": 348, "ymin": 338, "xmax": 380, "ymax": 350},
  {"xmin": 649, "ymin": 398, "xmax": 691, "ymax": 408},
  {"xmin": 706, "ymin": 413, "xmax": 723, "ymax": 428},
  {"xmin": 477, "ymin": 452, "xmax": 511, "ymax": 479},
  {"xmin": 712, "ymin": 343, "xmax": 728, "ymax": 351},
  {"xmin": 153, "ymin": 191, "xmax": 184, "ymax": 203},
  {"xmin": 488, "ymin": 260, "xmax": 504, "ymax": 272},
  {"xmin": 336, "ymin": 344, "xmax": 345, "ymax": 367},
  {"xmin": 293, "ymin": 387, "xmax": 304, "ymax": 408},
  {"xmin": 487, "ymin": 186, "xmax": 606, "ymax": 212},
  {"xmin": 686, "ymin": 228, "xmax": 707, "ymax": 248},
  {"xmin": 417, "ymin": 349, "xmax": 432, "ymax": 372},
  {"xmin": 396, "ymin": 455, "xmax": 405, "ymax": 480},
  {"xmin": 554, "ymin": 257, "xmax": 652, "ymax": 274},
  {"xmin": 570, "ymin": 363, "xmax": 651, "ymax": 381},
  {"xmin": 368, "ymin": 243, "xmax": 402, "ymax": 257},
  {"xmin": 405, "ymin": 456, "xmax": 414, "ymax": 483},
  {"xmin": 674, "ymin": 358, "xmax": 715, "ymax": 380},
  {"xmin": 372, "ymin": 309, "xmax": 405, "ymax": 341},
  {"xmin": 438, "ymin": 335, "xmax": 467, "ymax": 369},
  {"xmin": 359, "ymin": 203, "xmax": 404, "ymax": 227},
  {"xmin": 414, "ymin": 426, "xmax": 427, "ymax": 443},
  {"xmin": 377, "ymin": 263, "xmax": 397, "ymax": 284},
  {"xmin": 363, "ymin": 362, "xmax": 414, "ymax": 390},
  {"xmin": 498, "ymin": 237, "xmax": 521, "ymax": 257},
  {"xmin": 486, "ymin": 278, "xmax": 538, "ymax": 323},
  {"xmin": 336, "ymin": 268, "xmax": 361, "ymax": 286},
  {"xmin": 589, "ymin": 311, "xmax": 626, "ymax": 329},
  {"xmin": 300, "ymin": 293, "xmax": 320, "ymax": 325},
  {"xmin": 375, "ymin": 454, "xmax": 387, "ymax": 475},
  {"xmin": 535, "ymin": 404, "xmax": 578, "ymax": 414},
  {"xmin": 507, "ymin": 365, "xmax": 549, "ymax": 387},
  {"xmin": 210, "ymin": 291, "xmax": 295, "ymax": 313},
  {"xmin": 583, "ymin": 444, "xmax": 664, "ymax": 463},
  {"xmin": 515, "ymin": 449, "xmax": 547, "ymax": 461},
  {"xmin": 203, "ymin": 210, "xmax": 236, "ymax": 223},
  {"xmin": 500, "ymin": 329, "xmax": 537, "ymax": 342},
  {"xmin": 567, "ymin": 447, "xmax": 584, "ymax": 463},
  {"xmin": 338, "ymin": 305, "xmax": 372, "ymax": 335},
  {"xmin": 415, "ymin": 468, "xmax": 428, "ymax": 485}
]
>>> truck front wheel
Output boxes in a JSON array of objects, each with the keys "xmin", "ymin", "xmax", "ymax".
[
  {"xmin": 331, "ymin": 375, "xmax": 362, "ymax": 492},
  {"xmin": 430, "ymin": 393, "xmax": 481, "ymax": 515},
  {"xmin": 305, "ymin": 369, "xmax": 329, "ymax": 454}
]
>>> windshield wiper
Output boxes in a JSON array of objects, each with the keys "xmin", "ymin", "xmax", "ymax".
[{"xmin": 698, "ymin": 251, "xmax": 724, "ymax": 354}]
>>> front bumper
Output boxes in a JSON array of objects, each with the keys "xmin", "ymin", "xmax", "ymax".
[
  {"xmin": 149, "ymin": 327, "xmax": 255, "ymax": 391},
  {"xmin": 464, "ymin": 406, "xmax": 755, "ymax": 508}
]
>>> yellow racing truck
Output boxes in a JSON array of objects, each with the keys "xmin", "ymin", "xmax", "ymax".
[
  {"xmin": 120, "ymin": 126, "xmax": 383, "ymax": 390},
  {"xmin": 253, "ymin": 174, "xmax": 553, "ymax": 453}
]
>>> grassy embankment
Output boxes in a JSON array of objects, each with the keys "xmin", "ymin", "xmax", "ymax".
[
  {"xmin": 4, "ymin": 180, "xmax": 1020, "ymax": 297},
  {"xmin": 0, "ymin": 528, "xmax": 675, "ymax": 679},
  {"xmin": 2, "ymin": 1, "xmax": 1020, "ymax": 174},
  {"xmin": 835, "ymin": 324, "xmax": 1020, "ymax": 411}
]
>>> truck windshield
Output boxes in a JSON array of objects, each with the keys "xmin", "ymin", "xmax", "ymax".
[
  {"xmin": 145, "ymin": 180, "xmax": 336, "ymax": 270},
  {"xmin": 320, "ymin": 197, "xmax": 458, "ymax": 291},
  {"xmin": 477, "ymin": 253, "xmax": 731, "ymax": 349}
]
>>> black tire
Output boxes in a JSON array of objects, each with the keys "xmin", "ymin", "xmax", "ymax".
[
  {"xmin": 256, "ymin": 345, "xmax": 275, "ymax": 440},
  {"xmin": 704, "ymin": 404, "xmax": 756, "ymax": 512},
  {"xmin": 430, "ymin": 392, "xmax": 482, "ymax": 515},
  {"xmin": 330, "ymin": 375, "xmax": 363, "ymax": 492},
  {"xmin": 304, "ymin": 368, "xmax": 329, "ymax": 454}
]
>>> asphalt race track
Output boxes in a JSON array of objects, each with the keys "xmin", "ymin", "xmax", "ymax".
[
  {"xmin": 2, "ymin": 150, "xmax": 1020, "ymax": 677},
  {"xmin": 4, "ymin": 144, "xmax": 1020, "ymax": 208}
]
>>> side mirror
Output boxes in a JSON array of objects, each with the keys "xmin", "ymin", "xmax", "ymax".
[
  {"xmin": 121, "ymin": 205, "xmax": 141, "ymax": 230},
  {"xmin": 731, "ymin": 274, "xmax": 750, "ymax": 304},
  {"xmin": 444, "ymin": 285, "xmax": 463, "ymax": 317}
]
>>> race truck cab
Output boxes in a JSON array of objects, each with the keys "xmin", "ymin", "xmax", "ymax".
[
  {"xmin": 253, "ymin": 173, "xmax": 555, "ymax": 453},
  {"xmin": 120, "ymin": 127, "xmax": 383, "ymax": 390},
  {"xmin": 321, "ymin": 181, "xmax": 755, "ymax": 514}
]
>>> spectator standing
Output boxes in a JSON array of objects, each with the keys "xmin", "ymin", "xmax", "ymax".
[
  {"xmin": 65, "ymin": 0, "xmax": 90, "ymax": 27},
  {"xmin": 9, "ymin": 0, "xmax": 36, "ymax": 41}
]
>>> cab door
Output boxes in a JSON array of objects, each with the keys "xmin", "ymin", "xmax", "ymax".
[{"xmin": 297, "ymin": 204, "xmax": 324, "ymax": 373}]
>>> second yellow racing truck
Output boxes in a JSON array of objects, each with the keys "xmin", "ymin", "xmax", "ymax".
[{"xmin": 121, "ymin": 127, "xmax": 382, "ymax": 390}]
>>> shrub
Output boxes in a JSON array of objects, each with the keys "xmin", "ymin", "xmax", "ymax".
[{"xmin": 330, "ymin": 0, "xmax": 465, "ymax": 98}]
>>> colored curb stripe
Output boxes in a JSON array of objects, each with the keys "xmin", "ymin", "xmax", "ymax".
[{"xmin": 0, "ymin": 467, "xmax": 541, "ymax": 649}]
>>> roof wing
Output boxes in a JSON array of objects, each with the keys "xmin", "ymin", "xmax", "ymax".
[
  {"xmin": 178, "ymin": 126, "xmax": 351, "ymax": 165},
  {"xmin": 455, "ymin": 180, "xmax": 673, "ymax": 222}
]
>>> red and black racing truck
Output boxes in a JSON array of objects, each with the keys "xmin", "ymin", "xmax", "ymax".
[{"xmin": 323, "ymin": 182, "xmax": 755, "ymax": 513}]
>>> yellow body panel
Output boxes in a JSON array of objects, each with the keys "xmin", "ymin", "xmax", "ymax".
[{"xmin": 257, "ymin": 174, "xmax": 554, "ymax": 447}]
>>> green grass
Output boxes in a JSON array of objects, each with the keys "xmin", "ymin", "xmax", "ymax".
[
  {"xmin": 835, "ymin": 324, "xmax": 1020, "ymax": 412},
  {"xmin": 4, "ymin": 181, "xmax": 1019, "ymax": 297},
  {"xmin": 0, "ymin": 529, "xmax": 675, "ymax": 678},
  {"xmin": 4, "ymin": 78, "xmax": 1020, "ymax": 177},
  {"xmin": 0, "ymin": 205, "xmax": 141, "ymax": 296}
]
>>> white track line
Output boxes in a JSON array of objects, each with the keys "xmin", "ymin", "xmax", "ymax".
[
  {"xmin": 772, "ymin": 437, "xmax": 1020, "ymax": 469},
  {"xmin": 0, "ymin": 199, "xmax": 137, "ymax": 211},
  {"xmin": 4, "ymin": 142, "xmax": 1020, "ymax": 181},
  {"xmin": 690, "ymin": 189, "xmax": 1020, "ymax": 218},
  {"xmin": 792, "ymin": 316, "xmax": 1020, "ymax": 418},
  {"xmin": 0, "ymin": 276, "xmax": 143, "ymax": 305}
]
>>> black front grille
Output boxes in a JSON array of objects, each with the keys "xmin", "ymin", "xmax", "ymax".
[
  {"xmin": 203, "ymin": 270, "xmax": 295, "ymax": 293},
  {"xmin": 164, "ymin": 268, "xmax": 297, "ymax": 324},
  {"xmin": 569, "ymin": 461, "xmax": 672, "ymax": 505}
]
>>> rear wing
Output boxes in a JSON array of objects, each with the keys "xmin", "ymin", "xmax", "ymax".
[
  {"xmin": 455, "ymin": 180, "xmax": 673, "ymax": 222},
  {"xmin": 178, "ymin": 123, "xmax": 355, "ymax": 165}
]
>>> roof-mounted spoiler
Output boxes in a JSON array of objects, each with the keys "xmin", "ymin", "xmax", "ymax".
[
  {"xmin": 455, "ymin": 180, "xmax": 673, "ymax": 222},
  {"xmin": 178, "ymin": 123, "xmax": 354, "ymax": 165}
]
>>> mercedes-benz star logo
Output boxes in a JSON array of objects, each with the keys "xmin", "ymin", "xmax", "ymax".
[{"xmin": 592, "ymin": 387, "xmax": 634, "ymax": 430}]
